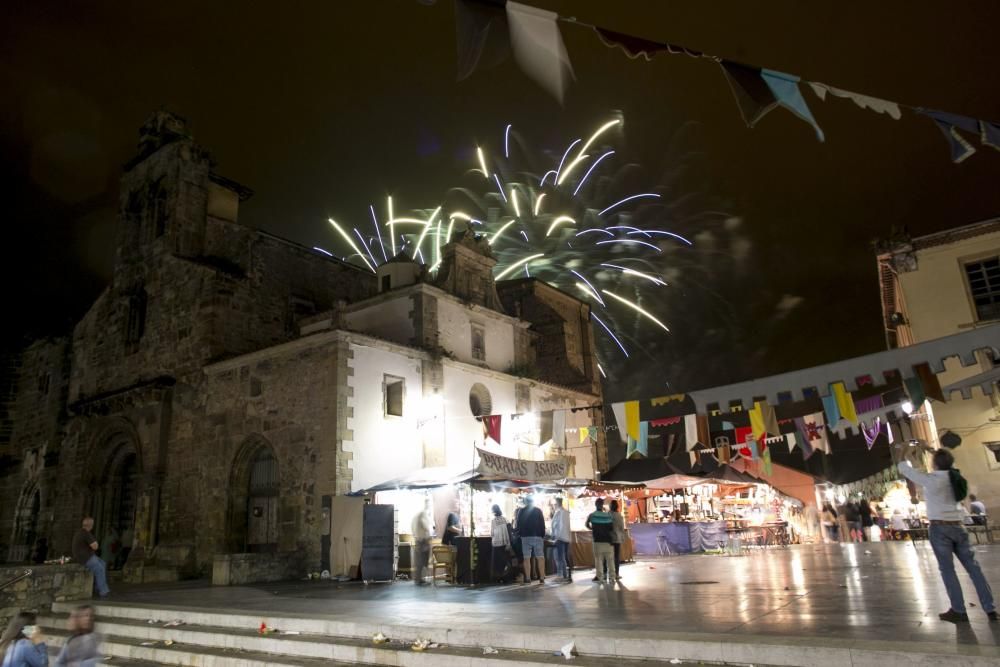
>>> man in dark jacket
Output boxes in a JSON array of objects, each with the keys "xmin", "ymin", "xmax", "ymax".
[
  {"xmin": 516, "ymin": 496, "xmax": 547, "ymax": 585},
  {"xmin": 73, "ymin": 517, "xmax": 110, "ymax": 598}
]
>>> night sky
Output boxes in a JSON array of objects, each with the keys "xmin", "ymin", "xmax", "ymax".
[{"xmin": 3, "ymin": 1, "xmax": 1000, "ymax": 395}]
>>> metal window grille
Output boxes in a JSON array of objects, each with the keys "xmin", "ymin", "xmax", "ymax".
[{"xmin": 965, "ymin": 257, "xmax": 1000, "ymax": 321}]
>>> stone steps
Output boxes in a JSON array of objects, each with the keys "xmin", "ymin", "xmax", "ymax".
[
  {"xmin": 45, "ymin": 643, "xmax": 161, "ymax": 667},
  {"xmin": 41, "ymin": 605, "xmax": 694, "ymax": 667},
  {"xmin": 44, "ymin": 599, "xmax": 1000, "ymax": 667}
]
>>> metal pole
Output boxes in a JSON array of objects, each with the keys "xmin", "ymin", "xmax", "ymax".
[{"xmin": 470, "ymin": 439, "xmax": 477, "ymax": 586}]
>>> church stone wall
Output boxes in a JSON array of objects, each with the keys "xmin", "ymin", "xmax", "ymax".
[
  {"xmin": 0, "ymin": 337, "xmax": 70, "ymax": 561},
  {"xmin": 185, "ymin": 337, "xmax": 342, "ymax": 572}
]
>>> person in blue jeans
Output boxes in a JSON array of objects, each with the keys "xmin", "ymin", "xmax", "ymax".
[
  {"xmin": 898, "ymin": 449, "xmax": 997, "ymax": 623},
  {"xmin": 550, "ymin": 497, "xmax": 572, "ymax": 582},
  {"xmin": 0, "ymin": 611, "xmax": 48, "ymax": 667},
  {"xmin": 516, "ymin": 496, "xmax": 547, "ymax": 585},
  {"xmin": 72, "ymin": 517, "xmax": 110, "ymax": 598}
]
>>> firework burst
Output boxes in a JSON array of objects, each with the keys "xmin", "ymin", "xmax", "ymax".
[{"xmin": 321, "ymin": 116, "xmax": 752, "ymax": 384}]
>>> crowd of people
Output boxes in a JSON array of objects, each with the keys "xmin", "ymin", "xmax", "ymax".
[
  {"xmin": 0, "ymin": 605, "xmax": 101, "ymax": 667},
  {"xmin": 410, "ymin": 495, "xmax": 629, "ymax": 586},
  {"xmin": 820, "ymin": 492, "xmax": 989, "ymax": 544}
]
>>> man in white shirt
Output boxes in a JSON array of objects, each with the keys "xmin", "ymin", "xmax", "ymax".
[
  {"xmin": 969, "ymin": 494, "xmax": 988, "ymax": 526},
  {"xmin": 411, "ymin": 502, "xmax": 432, "ymax": 586},
  {"xmin": 550, "ymin": 497, "xmax": 572, "ymax": 582},
  {"xmin": 898, "ymin": 449, "xmax": 997, "ymax": 623}
]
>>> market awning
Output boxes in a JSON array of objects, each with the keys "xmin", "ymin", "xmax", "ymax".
[
  {"xmin": 353, "ymin": 467, "xmax": 478, "ymax": 494},
  {"xmin": 601, "ymin": 457, "xmax": 705, "ymax": 489},
  {"xmin": 706, "ymin": 465, "xmax": 760, "ymax": 485}
]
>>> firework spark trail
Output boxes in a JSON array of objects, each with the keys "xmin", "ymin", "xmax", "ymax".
[
  {"xmin": 573, "ymin": 150, "xmax": 615, "ymax": 195},
  {"xmin": 354, "ymin": 227, "xmax": 380, "ymax": 269},
  {"xmin": 370, "ymin": 204, "xmax": 388, "ymax": 261},
  {"xmin": 329, "ymin": 218, "xmax": 375, "ymax": 273}
]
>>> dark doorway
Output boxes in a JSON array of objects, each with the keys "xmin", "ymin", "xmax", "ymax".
[
  {"xmin": 99, "ymin": 447, "xmax": 139, "ymax": 569},
  {"xmin": 227, "ymin": 437, "xmax": 280, "ymax": 553},
  {"xmin": 8, "ymin": 486, "xmax": 41, "ymax": 562}
]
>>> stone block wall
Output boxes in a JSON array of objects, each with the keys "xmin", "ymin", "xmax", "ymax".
[
  {"xmin": 497, "ymin": 278, "xmax": 601, "ymax": 395},
  {"xmin": 211, "ymin": 550, "xmax": 307, "ymax": 586},
  {"xmin": 0, "ymin": 337, "xmax": 70, "ymax": 562},
  {"xmin": 167, "ymin": 335, "xmax": 342, "ymax": 574},
  {"xmin": 0, "ymin": 564, "xmax": 92, "ymax": 628}
]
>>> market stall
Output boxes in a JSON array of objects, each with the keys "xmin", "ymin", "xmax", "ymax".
[{"xmin": 604, "ymin": 461, "xmax": 807, "ymax": 554}]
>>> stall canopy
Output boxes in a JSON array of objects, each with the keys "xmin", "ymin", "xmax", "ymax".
[
  {"xmin": 353, "ymin": 467, "xmax": 478, "ymax": 494},
  {"xmin": 708, "ymin": 465, "xmax": 760, "ymax": 485},
  {"xmin": 602, "ymin": 457, "xmax": 705, "ymax": 489}
]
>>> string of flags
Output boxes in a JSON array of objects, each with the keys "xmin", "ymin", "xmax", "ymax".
[
  {"xmin": 449, "ymin": 0, "xmax": 1000, "ymax": 163},
  {"xmin": 604, "ymin": 358, "xmax": 949, "ymax": 471}
]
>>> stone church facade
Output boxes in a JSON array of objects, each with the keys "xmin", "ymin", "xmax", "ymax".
[{"xmin": 0, "ymin": 112, "xmax": 604, "ymax": 581}]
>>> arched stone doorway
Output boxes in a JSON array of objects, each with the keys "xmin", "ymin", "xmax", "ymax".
[
  {"xmin": 226, "ymin": 437, "xmax": 279, "ymax": 553},
  {"xmin": 8, "ymin": 483, "xmax": 41, "ymax": 563},
  {"xmin": 90, "ymin": 428, "xmax": 142, "ymax": 569}
]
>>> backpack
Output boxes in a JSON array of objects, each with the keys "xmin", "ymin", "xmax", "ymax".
[{"xmin": 948, "ymin": 468, "xmax": 969, "ymax": 502}]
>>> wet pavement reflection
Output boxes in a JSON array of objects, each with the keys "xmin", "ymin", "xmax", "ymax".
[{"xmin": 113, "ymin": 542, "xmax": 1000, "ymax": 647}]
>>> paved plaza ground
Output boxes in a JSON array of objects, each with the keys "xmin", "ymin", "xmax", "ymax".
[{"xmin": 111, "ymin": 541, "xmax": 1000, "ymax": 653}]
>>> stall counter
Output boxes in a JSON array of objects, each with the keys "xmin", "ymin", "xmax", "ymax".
[
  {"xmin": 570, "ymin": 530, "xmax": 634, "ymax": 567},
  {"xmin": 629, "ymin": 521, "xmax": 727, "ymax": 554}
]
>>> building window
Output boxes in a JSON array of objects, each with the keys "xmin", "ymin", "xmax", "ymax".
[
  {"xmin": 471, "ymin": 324, "xmax": 485, "ymax": 361},
  {"xmin": 144, "ymin": 177, "xmax": 168, "ymax": 240},
  {"xmin": 965, "ymin": 257, "xmax": 1000, "ymax": 321},
  {"xmin": 384, "ymin": 375, "xmax": 404, "ymax": 417},
  {"xmin": 985, "ymin": 442, "xmax": 1000, "ymax": 470},
  {"xmin": 125, "ymin": 290, "xmax": 147, "ymax": 345},
  {"xmin": 468, "ymin": 383, "xmax": 492, "ymax": 418}
]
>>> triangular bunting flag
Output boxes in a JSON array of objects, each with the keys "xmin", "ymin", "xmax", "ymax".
[
  {"xmin": 914, "ymin": 362, "xmax": 945, "ymax": 402},
  {"xmin": 761, "ymin": 69, "xmax": 825, "ymax": 141},
  {"xmin": 684, "ymin": 413, "xmax": 698, "ymax": 452},
  {"xmin": 455, "ymin": 0, "xmax": 510, "ymax": 81},
  {"xmin": 831, "ymin": 382, "xmax": 858, "ymax": 424},
  {"xmin": 720, "ymin": 61, "xmax": 779, "ymax": 127},
  {"xmin": 506, "ymin": 1, "xmax": 574, "ymax": 103}
]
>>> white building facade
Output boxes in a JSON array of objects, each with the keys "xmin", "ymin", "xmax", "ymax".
[{"xmin": 877, "ymin": 219, "xmax": 1000, "ymax": 516}]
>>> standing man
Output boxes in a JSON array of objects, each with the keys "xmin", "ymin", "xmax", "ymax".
[
  {"xmin": 411, "ymin": 502, "xmax": 432, "ymax": 586},
  {"xmin": 585, "ymin": 498, "xmax": 614, "ymax": 584},
  {"xmin": 550, "ymin": 497, "xmax": 572, "ymax": 582},
  {"xmin": 969, "ymin": 494, "xmax": 988, "ymax": 526},
  {"xmin": 898, "ymin": 450, "xmax": 997, "ymax": 622},
  {"xmin": 73, "ymin": 517, "xmax": 110, "ymax": 598},
  {"xmin": 517, "ymin": 496, "xmax": 546, "ymax": 586}
]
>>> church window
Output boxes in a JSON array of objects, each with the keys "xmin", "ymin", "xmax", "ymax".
[
  {"xmin": 468, "ymin": 383, "xmax": 492, "ymax": 418},
  {"xmin": 145, "ymin": 178, "xmax": 168, "ymax": 240},
  {"xmin": 384, "ymin": 375, "xmax": 404, "ymax": 417},
  {"xmin": 125, "ymin": 289, "xmax": 147, "ymax": 345},
  {"xmin": 985, "ymin": 442, "xmax": 1000, "ymax": 470},
  {"xmin": 471, "ymin": 324, "xmax": 485, "ymax": 361}
]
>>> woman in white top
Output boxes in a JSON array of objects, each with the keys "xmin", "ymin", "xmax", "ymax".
[{"xmin": 490, "ymin": 505, "xmax": 512, "ymax": 582}]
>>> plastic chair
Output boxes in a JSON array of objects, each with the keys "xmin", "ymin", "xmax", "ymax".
[{"xmin": 431, "ymin": 545, "xmax": 457, "ymax": 585}]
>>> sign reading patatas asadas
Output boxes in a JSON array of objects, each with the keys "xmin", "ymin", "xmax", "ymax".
[{"xmin": 476, "ymin": 447, "xmax": 569, "ymax": 481}]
